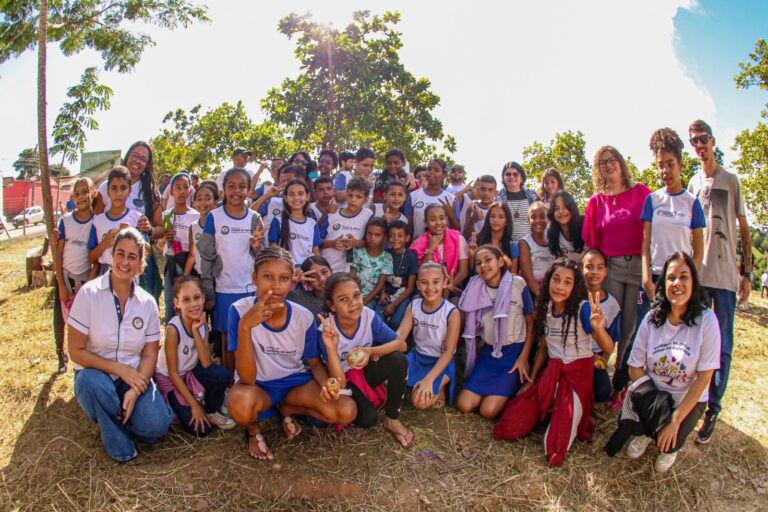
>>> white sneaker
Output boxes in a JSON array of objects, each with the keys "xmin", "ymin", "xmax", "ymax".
[
  {"xmin": 654, "ymin": 451, "xmax": 678, "ymax": 473},
  {"xmin": 219, "ymin": 387, "xmax": 230, "ymax": 416},
  {"xmin": 206, "ymin": 412, "xmax": 236, "ymax": 430},
  {"xmin": 627, "ymin": 436, "xmax": 653, "ymax": 459}
]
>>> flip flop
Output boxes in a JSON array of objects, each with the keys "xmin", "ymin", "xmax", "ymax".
[
  {"xmin": 281, "ymin": 416, "xmax": 302, "ymax": 440},
  {"xmin": 244, "ymin": 429, "xmax": 273, "ymax": 460},
  {"xmin": 384, "ymin": 422, "xmax": 414, "ymax": 449}
]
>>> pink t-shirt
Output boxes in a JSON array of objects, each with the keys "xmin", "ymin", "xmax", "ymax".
[{"xmin": 582, "ymin": 183, "xmax": 651, "ymax": 257}]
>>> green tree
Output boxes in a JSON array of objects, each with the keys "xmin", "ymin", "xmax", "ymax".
[
  {"xmin": 50, "ymin": 67, "xmax": 114, "ymax": 165},
  {"xmin": 630, "ymin": 151, "xmax": 702, "ymax": 191},
  {"xmin": 262, "ymin": 10, "xmax": 455, "ymax": 165},
  {"xmin": 0, "ymin": 0, "xmax": 209, "ymax": 239},
  {"xmin": 151, "ymin": 102, "xmax": 298, "ymax": 178},
  {"xmin": 521, "ymin": 130, "xmax": 591, "ymax": 208},
  {"xmin": 736, "ymin": 38, "xmax": 768, "ymax": 116},
  {"xmin": 13, "ymin": 148, "xmax": 40, "ymax": 180}
]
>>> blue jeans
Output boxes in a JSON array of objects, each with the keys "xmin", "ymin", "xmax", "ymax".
[
  {"xmin": 371, "ymin": 296, "xmax": 412, "ymax": 330},
  {"xmin": 704, "ymin": 286, "xmax": 736, "ymax": 416},
  {"xmin": 613, "ymin": 279, "xmax": 656, "ymax": 392},
  {"xmin": 167, "ymin": 363, "xmax": 229, "ymax": 437},
  {"xmin": 74, "ymin": 368, "xmax": 172, "ymax": 461}
]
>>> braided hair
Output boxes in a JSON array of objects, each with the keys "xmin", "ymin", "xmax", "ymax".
[{"xmin": 253, "ymin": 246, "xmax": 295, "ymax": 273}]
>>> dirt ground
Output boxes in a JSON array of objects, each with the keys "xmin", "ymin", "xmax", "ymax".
[{"xmin": 1, "ymin": 239, "xmax": 767, "ymax": 511}]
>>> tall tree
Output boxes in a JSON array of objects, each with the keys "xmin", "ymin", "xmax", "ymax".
[
  {"xmin": 13, "ymin": 148, "xmax": 40, "ymax": 180},
  {"xmin": 521, "ymin": 130, "xmax": 591, "ymax": 208},
  {"xmin": 733, "ymin": 38, "xmax": 768, "ymax": 225},
  {"xmin": 262, "ymin": 10, "xmax": 455, "ymax": 165},
  {"xmin": 630, "ymin": 150, "xmax": 703, "ymax": 191},
  {"xmin": 0, "ymin": 0, "xmax": 209, "ymax": 240},
  {"xmin": 151, "ymin": 102, "xmax": 298, "ymax": 178}
]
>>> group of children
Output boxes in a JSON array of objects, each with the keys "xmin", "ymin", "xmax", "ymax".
[{"xmin": 55, "ymin": 141, "xmax": 708, "ymax": 468}]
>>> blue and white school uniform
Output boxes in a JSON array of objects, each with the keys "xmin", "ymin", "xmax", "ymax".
[
  {"xmin": 189, "ymin": 218, "xmax": 204, "ymax": 275},
  {"xmin": 463, "ymin": 277, "xmax": 534, "ymax": 397},
  {"xmin": 319, "ymin": 306, "xmax": 397, "ymax": 372},
  {"xmin": 333, "ymin": 171, "xmax": 355, "ymax": 192},
  {"xmin": 467, "ymin": 201, "xmax": 491, "ymax": 235},
  {"xmin": 162, "ymin": 209, "xmax": 200, "ymax": 256},
  {"xmin": 590, "ymin": 293, "xmax": 621, "ymax": 403},
  {"xmin": 157, "ymin": 316, "xmax": 205, "ymax": 376},
  {"xmin": 319, "ymin": 208, "xmax": 374, "ymax": 272},
  {"xmin": 58, "ymin": 212, "xmax": 94, "ymax": 289},
  {"xmin": 267, "ymin": 215, "xmax": 321, "ymax": 267},
  {"xmin": 373, "ymin": 203, "xmax": 408, "ymax": 224},
  {"xmin": 203, "ymin": 206, "xmax": 259, "ymax": 332},
  {"xmin": 545, "ymin": 301, "xmax": 595, "ymax": 363},
  {"xmin": 258, "ymin": 197, "xmax": 284, "ymax": 228},
  {"xmin": 87, "ymin": 209, "xmax": 143, "ymax": 270},
  {"xmin": 406, "ymin": 299, "xmax": 459, "ymax": 403},
  {"xmin": 228, "ymin": 299, "xmax": 319, "ymax": 418},
  {"xmin": 404, "ymin": 188, "xmax": 456, "ymax": 238},
  {"xmin": 98, "ymin": 180, "xmax": 146, "ymax": 213},
  {"xmin": 520, "ymin": 233, "xmax": 555, "ymax": 283}
]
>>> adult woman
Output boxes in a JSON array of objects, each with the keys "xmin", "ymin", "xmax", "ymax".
[
  {"xmin": 95, "ymin": 141, "xmax": 165, "ymax": 300},
  {"xmin": 497, "ymin": 162, "xmax": 538, "ymax": 242},
  {"xmin": 288, "ymin": 151, "xmax": 318, "ymax": 180},
  {"xmin": 582, "ymin": 146, "xmax": 651, "ymax": 404},
  {"xmin": 68, "ymin": 228, "xmax": 172, "ymax": 461},
  {"xmin": 624, "ymin": 252, "xmax": 720, "ymax": 473}
]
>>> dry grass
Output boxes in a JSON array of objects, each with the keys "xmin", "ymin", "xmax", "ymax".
[{"xmin": 1, "ymin": 238, "xmax": 767, "ymax": 511}]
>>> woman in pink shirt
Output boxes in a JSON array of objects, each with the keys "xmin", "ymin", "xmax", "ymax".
[{"xmin": 582, "ymin": 145, "xmax": 650, "ymax": 408}]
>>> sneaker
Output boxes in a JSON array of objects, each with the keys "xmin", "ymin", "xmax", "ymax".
[
  {"xmin": 607, "ymin": 388, "xmax": 627, "ymax": 413},
  {"xmin": 654, "ymin": 451, "xmax": 678, "ymax": 473},
  {"xmin": 220, "ymin": 387, "xmax": 230, "ymax": 416},
  {"xmin": 206, "ymin": 412, "xmax": 236, "ymax": 430},
  {"xmin": 627, "ymin": 436, "xmax": 653, "ymax": 459},
  {"xmin": 696, "ymin": 413, "xmax": 718, "ymax": 445}
]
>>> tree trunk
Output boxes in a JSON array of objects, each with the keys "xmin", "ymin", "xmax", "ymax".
[{"xmin": 37, "ymin": 0, "xmax": 55, "ymax": 242}]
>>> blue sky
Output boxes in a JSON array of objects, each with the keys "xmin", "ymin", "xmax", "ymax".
[{"xmin": 0, "ymin": 0, "xmax": 765, "ymax": 179}]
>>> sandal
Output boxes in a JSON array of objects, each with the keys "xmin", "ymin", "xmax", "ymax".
[
  {"xmin": 244, "ymin": 429, "xmax": 273, "ymax": 460},
  {"xmin": 281, "ymin": 416, "xmax": 302, "ymax": 440},
  {"xmin": 384, "ymin": 420, "xmax": 415, "ymax": 449}
]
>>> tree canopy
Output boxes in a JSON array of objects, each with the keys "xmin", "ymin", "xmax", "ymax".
[
  {"xmin": 261, "ymin": 10, "xmax": 455, "ymax": 165},
  {"xmin": 13, "ymin": 148, "xmax": 70, "ymax": 179}
]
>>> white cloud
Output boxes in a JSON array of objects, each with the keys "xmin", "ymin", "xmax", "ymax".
[{"xmin": 0, "ymin": 0, "xmax": 717, "ymax": 178}]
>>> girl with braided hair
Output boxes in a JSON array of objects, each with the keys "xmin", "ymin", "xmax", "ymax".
[{"xmin": 226, "ymin": 247, "xmax": 356, "ymax": 460}]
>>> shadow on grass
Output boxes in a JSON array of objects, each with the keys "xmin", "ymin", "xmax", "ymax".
[
  {"xmin": 3, "ymin": 374, "xmax": 768, "ymax": 510},
  {"xmin": 740, "ymin": 302, "xmax": 768, "ymax": 328}
]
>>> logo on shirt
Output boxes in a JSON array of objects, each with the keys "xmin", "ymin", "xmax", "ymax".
[
  {"xmin": 414, "ymin": 201, "xmax": 425, "ymax": 209},
  {"xmin": 333, "ymin": 223, "xmax": 341, "ymax": 231},
  {"xmin": 221, "ymin": 226, "xmax": 230, "ymax": 235},
  {"xmin": 273, "ymin": 208, "xmax": 281, "ymax": 216},
  {"xmin": 132, "ymin": 317, "xmax": 144, "ymax": 330},
  {"xmin": 183, "ymin": 345, "xmax": 190, "ymax": 355},
  {"xmin": 257, "ymin": 343, "xmax": 297, "ymax": 357},
  {"xmin": 413, "ymin": 318, "xmax": 419, "ymax": 327},
  {"xmin": 194, "ymin": 232, "xmax": 201, "ymax": 241},
  {"xmin": 289, "ymin": 233, "xmax": 297, "ymax": 240},
  {"xmin": 133, "ymin": 198, "xmax": 144, "ymax": 208}
]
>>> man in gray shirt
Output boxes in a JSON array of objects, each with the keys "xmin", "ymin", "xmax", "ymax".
[{"xmin": 686, "ymin": 119, "xmax": 752, "ymax": 444}]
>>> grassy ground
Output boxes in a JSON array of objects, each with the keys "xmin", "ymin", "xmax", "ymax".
[{"xmin": 1, "ymin": 239, "xmax": 767, "ymax": 511}]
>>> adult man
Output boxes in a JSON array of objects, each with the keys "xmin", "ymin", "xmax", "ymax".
[
  {"xmin": 445, "ymin": 164, "xmax": 467, "ymax": 195},
  {"xmin": 686, "ymin": 119, "xmax": 752, "ymax": 444},
  {"xmin": 216, "ymin": 147, "xmax": 254, "ymax": 196}
]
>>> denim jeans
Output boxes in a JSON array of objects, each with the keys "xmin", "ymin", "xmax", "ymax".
[
  {"xmin": 74, "ymin": 368, "xmax": 172, "ymax": 461},
  {"xmin": 704, "ymin": 286, "xmax": 736, "ymax": 416},
  {"xmin": 166, "ymin": 363, "xmax": 229, "ymax": 437},
  {"xmin": 613, "ymin": 277, "xmax": 657, "ymax": 392},
  {"xmin": 371, "ymin": 296, "xmax": 413, "ymax": 330}
]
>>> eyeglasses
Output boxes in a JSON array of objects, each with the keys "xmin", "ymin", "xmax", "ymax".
[
  {"xmin": 128, "ymin": 153, "xmax": 149, "ymax": 164},
  {"xmin": 293, "ymin": 159, "xmax": 307, "ymax": 165},
  {"xmin": 689, "ymin": 134, "xmax": 711, "ymax": 146},
  {"xmin": 598, "ymin": 158, "xmax": 617, "ymax": 168}
]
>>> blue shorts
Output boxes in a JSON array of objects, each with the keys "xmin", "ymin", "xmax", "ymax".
[
  {"xmin": 255, "ymin": 373, "xmax": 313, "ymax": 419},
  {"xmin": 213, "ymin": 292, "xmax": 253, "ymax": 333},
  {"xmin": 463, "ymin": 343, "xmax": 525, "ymax": 398},
  {"xmin": 406, "ymin": 350, "xmax": 456, "ymax": 404}
]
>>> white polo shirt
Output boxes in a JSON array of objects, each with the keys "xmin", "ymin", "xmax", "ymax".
[{"xmin": 67, "ymin": 272, "xmax": 161, "ymax": 378}]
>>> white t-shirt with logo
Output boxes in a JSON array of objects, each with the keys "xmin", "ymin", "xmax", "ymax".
[
  {"xmin": 58, "ymin": 212, "xmax": 94, "ymax": 277},
  {"xmin": 203, "ymin": 206, "xmax": 257, "ymax": 294},
  {"xmin": 156, "ymin": 315, "xmax": 206, "ymax": 376},
  {"xmin": 68, "ymin": 273, "xmax": 161, "ymax": 378},
  {"xmin": 373, "ymin": 203, "xmax": 408, "ymax": 224},
  {"xmin": 98, "ymin": 180, "xmax": 146, "ymax": 213},
  {"xmin": 481, "ymin": 276, "xmax": 534, "ymax": 346},
  {"xmin": 640, "ymin": 189, "xmax": 706, "ymax": 274},
  {"xmin": 258, "ymin": 197, "xmax": 284, "ymax": 228},
  {"xmin": 163, "ymin": 209, "xmax": 200, "ymax": 255},
  {"xmin": 590, "ymin": 292, "xmax": 621, "ymax": 352},
  {"xmin": 88, "ymin": 209, "xmax": 143, "ymax": 266},
  {"xmin": 267, "ymin": 216, "xmax": 321, "ymax": 267},
  {"xmin": 319, "ymin": 208, "xmax": 374, "ymax": 272},
  {"xmin": 521, "ymin": 233, "xmax": 556, "ymax": 282},
  {"xmin": 411, "ymin": 298, "xmax": 458, "ymax": 358},
  {"xmin": 228, "ymin": 299, "xmax": 319, "ymax": 385},
  {"xmin": 190, "ymin": 219, "xmax": 205, "ymax": 274},
  {"xmin": 628, "ymin": 309, "xmax": 721, "ymax": 407},
  {"xmin": 544, "ymin": 301, "xmax": 594, "ymax": 364},
  {"xmin": 319, "ymin": 306, "xmax": 397, "ymax": 372},
  {"xmin": 405, "ymin": 188, "xmax": 456, "ymax": 239}
]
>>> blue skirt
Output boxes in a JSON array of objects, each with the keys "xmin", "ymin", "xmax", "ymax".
[
  {"xmin": 406, "ymin": 350, "xmax": 456, "ymax": 404},
  {"xmin": 213, "ymin": 291, "xmax": 253, "ymax": 333},
  {"xmin": 463, "ymin": 343, "xmax": 525, "ymax": 398}
]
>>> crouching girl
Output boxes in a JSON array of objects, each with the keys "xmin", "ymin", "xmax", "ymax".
[{"xmin": 226, "ymin": 247, "xmax": 356, "ymax": 460}]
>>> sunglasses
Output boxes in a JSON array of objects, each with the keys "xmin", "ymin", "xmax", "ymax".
[{"xmin": 689, "ymin": 134, "xmax": 711, "ymax": 146}]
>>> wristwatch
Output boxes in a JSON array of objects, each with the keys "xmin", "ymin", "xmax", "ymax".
[{"xmin": 741, "ymin": 270, "xmax": 753, "ymax": 279}]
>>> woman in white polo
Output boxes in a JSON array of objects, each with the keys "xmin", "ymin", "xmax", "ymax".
[{"xmin": 68, "ymin": 228, "xmax": 172, "ymax": 461}]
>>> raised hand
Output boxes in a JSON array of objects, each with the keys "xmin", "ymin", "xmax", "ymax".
[
  {"xmin": 588, "ymin": 291, "xmax": 606, "ymax": 331},
  {"xmin": 240, "ymin": 291, "xmax": 284, "ymax": 329},
  {"xmin": 317, "ymin": 313, "xmax": 340, "ymax": 352},
  {"xmin": 438, "ymin": 197, "xmax": 456, "ymax": 220},
  {"xmin": 266, "ymin": 185, "xmax": 283, "ymax": 199},
  {"xmin": 250, "ymin": 225, "xmax": 269, "ymax": 251},
  {"xmin": 468, "ymin": 232, "xmax": 478, "ymax": 257}
]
